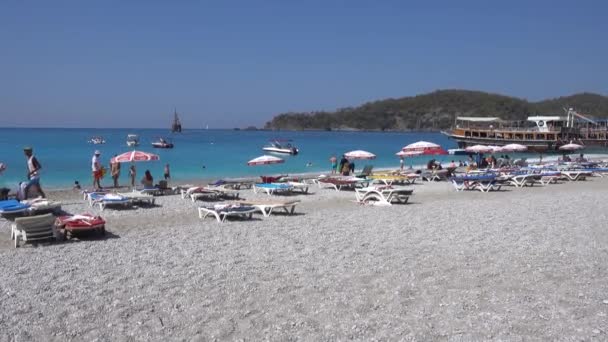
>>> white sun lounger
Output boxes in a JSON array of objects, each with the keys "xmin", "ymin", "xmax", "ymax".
[
  {"xmin": 198, "ymin": 204, "xmax": 257, "ymax": 223},
  {"xmin": 88, "ymin": 193, "xmax": 131, "ymax": 211},
  {"xmin": 286, "ymin": 182, "xmax": 309, "ymax": 194},
  {"xmin": 355, "ymin": 186, "xmax": 413, "ymax": 205},
  {"xmin": 118, "ymin": 192, "xmax": 156, "ymax": 205},
  {"xmin": 253, "ymin": 183, "xmax": 294, "ymax": 196},
  {"xmin": 11, "ymin": 213, "xmax": 59, "ymax": 248},
  {"xmin": 507, "ymin": 174, "xmax": 537, "ymax": 188},
  {"xmin": 560, "ymin": 171, "xmax": 591, "ymax": 181},
  {"xmin": 237, "ymin": 199, "xmax": 300, "ymax": 217},
  {"xmin": 204, "ymin": 185, "xmax": 240, "ymax": 199}
]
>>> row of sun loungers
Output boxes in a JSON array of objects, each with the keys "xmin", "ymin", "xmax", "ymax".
[{"xmin": 198, "ymin": 199, "xmax": 301, "ymax": 222}]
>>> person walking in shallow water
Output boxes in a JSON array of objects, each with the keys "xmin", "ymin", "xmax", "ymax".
[{"xmin": 23, "ymin": 146, "xmax": 46, "ymax": 199}]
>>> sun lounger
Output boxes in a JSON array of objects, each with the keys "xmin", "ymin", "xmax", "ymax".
[
  {"xmin": 506, "ymin": 174, "xmax": 538, "ymax": 188},
  {"xmin": 368, "ymin": 174, "xmax": 414, "ymax": 186},
  {"xmin": 0, "ymin": 199, "xmax": 31, "ymax": 215},
  {"xmin": 237, "ymin": 199, "xmax": 301, "ymax": 217},
  {"xmin": 88, "ymin": 193, "xmax": 131, "ymax": 210},
  {"xmin": 450, "ymin": 175, "xmax": 502, "ymax": 192},
  {"xmin": 11, "ymin": 213, "xmax": 58, "ymax": 248},
  {"xmin": 204, "ymin": 185, "xmax": 241, "ymax": 199},
  {"xmin": 118, "ymin": 191, "xmax": 156, "ymax": 205},
  {"xmin": 139, "ymin": 187, "xmax": 163, "ymax": 196},
  {"xmin": 21, "ymin": 198, "xmax": 62, "ymax": 214},
  {"xmin": 560, "ymin": 171, "xmax": 591, "ymax": 181},
  {"xmin": 286, "ymin": 181, "xmax": 309, "ymax": 194},
  {"xmin": 317, "ymin": 176, "xmax": 368, "ymax": 191},
  {"xmin": 181, "ymin": 187, "xmax": 219, "ymax": 200},
  {"xmin": 355, "ymin": 186, "xmax": 413, "ymax": 205},
  {"xmin": 253, "ymin": 183, "xmax": 293, "ymax": 195},
  {"xmin": 55, "ymin": 214, "xmax": 106, "ymax": 239},
  {"xmin": 421, "ymin": 169, "xmax": 449, "ymax": 182},
  {"xmin": 198, "ymin": 204, "xmax": 258, "ymax": 223}
]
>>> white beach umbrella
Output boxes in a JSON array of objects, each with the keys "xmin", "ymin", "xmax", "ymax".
[
  {"xmin": 559, "ymin": 143, "xmax": 585, "ymax": 151},
  {"xmin": 344, "ymin": 150, "xmax": 376, "ymax": 160},
  {"xmin": 402, "ymin": 141, "xmax": 441, "ymax": 151},
  {"xmin": 247, "ymin": 155, "xmax": 285, "ymax": 166},
  {"xmin": 465, "ymin": 145, "xmax": 494, "ymax": 154},
  {"xmin": 395, "ymin": 150, "xmax": 424, "ymax": 157},
  {"xmin": 501, "ymin": 143, "xmax": 528, "ymax": 152},
  {"xmin": 487, "ymin": 145, "xmax": 504, "ymax": 153}
]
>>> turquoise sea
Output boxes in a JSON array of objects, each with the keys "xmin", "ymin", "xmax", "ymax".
[{"xmin": 0, "ymin": 128, "xmax": 464, "ymax": 188}]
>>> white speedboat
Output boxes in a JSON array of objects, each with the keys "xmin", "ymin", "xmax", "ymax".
[
  {"xmin": 151, "ymin": 138, "xmax": 174, "ymax": 149},
  {"xmin": 126, "ymin": 134, "xmax": 139, "ymax": 147},
  {"xmin": 262, "ymin": 139, "xmax": 299, "ymax": 155},
  {"xmin": 88, "ymin": 136, "xmax": 105, "ymax": 144}
]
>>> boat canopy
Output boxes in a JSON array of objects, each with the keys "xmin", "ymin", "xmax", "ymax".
[
  {"xmin": 527, "ymin": 116, "xmax": 567, "ymax": 122},
  {"xmin": 456, "ymin": 117, "xmax": 503, "ymax": 122}
]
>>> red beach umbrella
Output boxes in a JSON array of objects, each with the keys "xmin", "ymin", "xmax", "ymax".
[
  {"xmin": 247, "ymin": 155, "xmax": 285, "ymax": 166},
  {"xmin": 111, "ymin": 150, "xmax": 160, "ymax": 163}
]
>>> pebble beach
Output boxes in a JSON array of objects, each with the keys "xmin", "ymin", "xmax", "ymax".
[{"xmin": 1, "ymin": 177, "xmax": 608, "ymax": 341}]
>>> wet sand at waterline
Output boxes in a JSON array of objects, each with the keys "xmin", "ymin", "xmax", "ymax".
[{"xmin": 1, "ymin": 178, "xmax": 608, "ymax": 340}]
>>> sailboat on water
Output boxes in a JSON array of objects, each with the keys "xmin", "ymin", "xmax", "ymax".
[{"xmin": 171, "ymin": 110, "xmax": 182, "ymax": 133}]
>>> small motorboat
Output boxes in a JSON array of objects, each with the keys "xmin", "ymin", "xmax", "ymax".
[
  {"xmin": 88, "ymin": 136, "xmax": 106, "ymax": 144},
  {"xmin": 152, "ymin": 137, "xmax": 174, "ymax": 149},
  {"xmin": 126, "ymin": 134, "xmax": 139, "ymax": 147},
  {"xmin": 262, "ymin": 139, "xmax": 299, "ymax": 155}
]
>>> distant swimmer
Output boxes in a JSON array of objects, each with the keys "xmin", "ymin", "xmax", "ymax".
[{"xmin": 306, "ymin": 162, "xmax": 313, "ymax": 167}]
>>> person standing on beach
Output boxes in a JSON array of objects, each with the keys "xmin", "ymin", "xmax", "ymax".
[
  {"xmin": 129, "ymin": 164, "xmax": 136, "ymax": 189},
  {"xmin": 400, "ymin": 156, "xmax": 404, "ymax": 170},
  {"xmin": 110, "ymin": 155, "xmax": 121, "ymax": 188},
  {"xmin": 23, "ymin": 147, "xmax": 46, "ymax": 199},
  {"xmin": 164, "ymin": 163, "xmax": 171, "ymax": 180},
  {"xmin": 329, "ymin": 155, "xmax": 337, "ymax": 174},
  {"xmin": 91, "ymin": 150, "xmax": 102, "ymax": 190}
]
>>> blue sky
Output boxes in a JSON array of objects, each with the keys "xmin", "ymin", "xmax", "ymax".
[{"xmin": 1, "ymin": 0, "xmax": 606, "ymax": 128}]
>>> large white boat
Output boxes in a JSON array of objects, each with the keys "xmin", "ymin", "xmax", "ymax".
[
  {"xmin": 126, "ymin": 134, "xmax": 139, "ymax": 147},
  {"xmin": 262, "ymin": 139, "xmax": 299, "ymax": 155}
]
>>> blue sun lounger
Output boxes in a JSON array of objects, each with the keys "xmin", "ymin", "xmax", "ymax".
[{"xmin": 0, "ymin": 199, "xmax": 31, "ymax": 215}]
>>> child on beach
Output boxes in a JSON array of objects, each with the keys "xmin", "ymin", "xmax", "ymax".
[
  {"xmin": 329, "ymin": 155, "xmax": 337, "ymax": 174},
  {"xmin": 400, "ymin": 157, "xmax": 404, "ymax": 170}
]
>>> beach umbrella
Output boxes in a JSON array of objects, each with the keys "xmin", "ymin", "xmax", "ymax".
[
  {"xmin": 465, "ymin": 145, "xmax": 494, "ymax": 154},
  {"xmin": 395, "ymin": 150, "xmax": 424, "ymax": 157},
  {"xmin": 559, "ymin": 143, "xmax": 585, "ymax": 151},
  {"xmin": 401, "ymin": 141, "xmax": 447, "ymax": 155},
  {"xmin": 501, "ymin": 143, "xmax": 528, "ymax": 152},
  {"xmin": 344, "ymin": 150, "xmax": 376, "ymax": 160},
  {"xmin": 111, "ymin": 150, "xmax": 160, "ymax": 163},
  {"xmin": 486, "ymin": 145, "xmax": 504, "ymax": 153},
  {"xmin": 247, "ymin": 155, "xmax": 285, "ymax": 166}
]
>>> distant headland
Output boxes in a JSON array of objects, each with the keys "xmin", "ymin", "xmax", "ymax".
[{"xmin": 264, "ymin": 90, "xmax": 608, "ymax": 131}]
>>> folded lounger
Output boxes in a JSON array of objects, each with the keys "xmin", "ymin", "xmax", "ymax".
[
  {"xmin": 198, "ymin": 204, "xmax": 258, "ymax": 223},
  {"xmin": 55, "ymin": 214, "xmax": 106, "ymax": 239},
  {"xmin": 11, "ymin": 213, "xmax": 58, "ymax": 248},
  {"xmin": 237, "ymin": 199, "xmax": 300, "ymax": 217},
  {"xmin": 253, "ymin": 183, "xmax": 293, "ymax": 195},
  {"xmin": 88, "ymin": 193, "xmax": 131, "ymax": 210},
  {"xmin": 355, "ymin": 186, "xmax": 414, "ymax": 205}
]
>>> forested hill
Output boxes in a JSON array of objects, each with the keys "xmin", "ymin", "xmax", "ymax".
[{"xmin": 264, "ymin": 90, "xmax": 608, "ymax": 131}]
